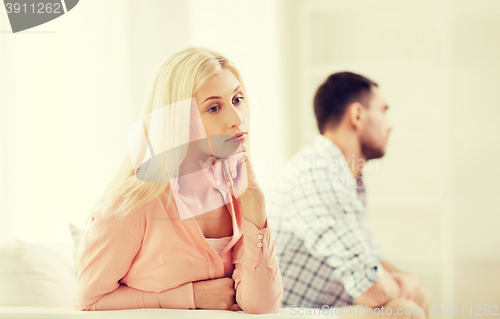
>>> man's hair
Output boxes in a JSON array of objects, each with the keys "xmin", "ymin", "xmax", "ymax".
[{"xmin": 313, "ymin": 71, "xmax": 378, "ymax": 133}]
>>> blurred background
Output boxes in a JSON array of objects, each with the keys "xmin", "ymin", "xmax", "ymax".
[{"xmin": 1, "ymin": 0, "xmax": 499, "ymax": 316}]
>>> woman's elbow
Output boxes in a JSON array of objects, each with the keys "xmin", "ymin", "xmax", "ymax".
[
  {"xmin": 74, "ymin": 299, "xmax": 97, "ymax": 311},
  {"xmin": 241, "ymin": 296, "xmax": 282, "ymax": 314},
  {"xmin": 243, "ymin": 306, "xmax": 279, "ymax": 315},
  {"xmin": 74, "ymin": 304, "xmax": 91, "ymax": 311}
]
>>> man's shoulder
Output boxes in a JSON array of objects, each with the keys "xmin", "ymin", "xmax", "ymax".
[
  {"xmin": 266, "ymin": 136, "xmax": 359, "ymax": 215},
  {"xmin": 286, "ymin": 139, "xmax": 349, "ymax": 178},
  {"xmin": 287, "ymin": 138, "xmax": 324, "ymax": 166}
]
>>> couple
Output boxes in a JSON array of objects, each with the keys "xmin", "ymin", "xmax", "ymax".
[{"xmin": 74, "ymin": 47, "xmax": 430, "ymax": 318}]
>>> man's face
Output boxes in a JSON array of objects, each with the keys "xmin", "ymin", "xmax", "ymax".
[{"xmin": 359, "ymin": 86, "xmax": 392, "ymax": 160}]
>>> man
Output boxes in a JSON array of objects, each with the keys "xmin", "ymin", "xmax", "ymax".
[{"xmin": 268, "ymin": 72, "xmax": 430, "ymax": 318}]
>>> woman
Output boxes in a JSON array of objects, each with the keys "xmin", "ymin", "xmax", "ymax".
[{"xmin": 74, "ymin": 47, "xmax": 283, "ymax": 314}]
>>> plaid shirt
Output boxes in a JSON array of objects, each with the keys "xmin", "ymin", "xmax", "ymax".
[{"xmin": 267, "ymin": 134, "xmax": 386, "ymax": 308}]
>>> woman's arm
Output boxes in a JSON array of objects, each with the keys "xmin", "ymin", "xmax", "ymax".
[
  {"xmin": 78, "ymin": 283, "xmax": 194, "ymax": 310},
  {"xmin": 75, "ymin": 211, "xmax": 195, "ymax": 311},
  {"xmin": 236, "ymin": 152, "xmax": 267, "ymax": 228},
  {"xmin": 231, "ymin": 213, "xmax": 283, "ymax": 314},
  {"xmin": 230, "ymin": 156, "xmax": 283, "ymax": 314}
]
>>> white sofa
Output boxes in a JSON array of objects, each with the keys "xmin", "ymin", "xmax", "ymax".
[{"xmin": 0, "ymin": 306, "xmax": 315, "ymax": 319}]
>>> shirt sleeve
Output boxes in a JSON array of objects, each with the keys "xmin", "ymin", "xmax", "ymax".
[
  {"xmin": 231, "ymin": 217, "xmax": 283, "ymax": 314},
  {"xmin": 74, "ymin": 210, "xmax": 195, "ymax": 311},
  {"xmin": 359, "ymin": 215, "xmax": 387, "ymax": 262},
  {"xmin": 289, "ymin": 168, "xmax": 384, "ymax": 299}
]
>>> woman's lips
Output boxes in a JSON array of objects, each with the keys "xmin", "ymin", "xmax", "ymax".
[{"xmin": 225, "ymin": 133, "xmax": 247, "ymax": 142}]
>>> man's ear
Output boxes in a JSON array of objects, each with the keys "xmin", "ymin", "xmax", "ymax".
[{"xmin": 347, "ymin": 102, "xmax": 364, "ymax": 130}]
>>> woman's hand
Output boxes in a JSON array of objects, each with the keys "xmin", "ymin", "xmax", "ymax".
[
  {"xmin": 198, "ymin": 133, "xmax": 267, "ymax": 229},
  {"xmin": 193, "ymin": 278, "xmax": 240, "ymax": 311},
  {"xmin": 236, "ymin": 136, "xmax": 267, "ymax": 229}
]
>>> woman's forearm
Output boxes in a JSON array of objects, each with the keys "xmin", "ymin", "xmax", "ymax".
[
  {"xmin": 236, "ymin": 154, "xmax": 267, "ymax": 229},
  {"xmin": 76, "ymin": 282, "xmax": 195, "ymax": 311},
  {"xmin": 237, "ymin": 188, "xmax": 267, "ymax": 229},
  {"xmin": 233, "ymin": 217, "xmax": 283, "ymax": 314}
]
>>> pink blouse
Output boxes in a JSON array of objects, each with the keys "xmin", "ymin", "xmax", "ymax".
[
  {"xmin": 206, "ymin": 236, "xmax": 233, "ymax": 278},
  {"xmin": 74, "ymin": 187, "xmax": 283, "ymax": 314}
]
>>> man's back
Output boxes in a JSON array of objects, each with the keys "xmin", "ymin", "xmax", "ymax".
[{"xmin": 267, "ymin": 134, "xmax": 386, "ymax": 308}]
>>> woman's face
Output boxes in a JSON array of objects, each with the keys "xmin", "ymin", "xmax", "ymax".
[{"xmin": 194, "ymin": 69, "xmax": 249, "ymax": 155}]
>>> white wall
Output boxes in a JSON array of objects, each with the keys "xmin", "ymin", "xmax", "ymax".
[
  {"xmin": 189, "ymin": 0, "xmax": 287, "ymax": 193},
  {"xmin": 448, "ymin": 0, "xmax": 500, "ymax": 307},
  {"xmin": 0, "ymin": 0, "xmax": 191, "ymax": 247}
]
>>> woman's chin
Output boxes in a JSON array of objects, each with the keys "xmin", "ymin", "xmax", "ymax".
[{"xmin": 240, "ymin": 140, "xmax": 249, "ymax": 153}]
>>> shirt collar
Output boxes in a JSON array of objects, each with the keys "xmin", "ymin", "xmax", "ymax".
[
  {"xmin": 313, "ymin": 134, "xmax": 344, "ymax": 160},
  {"xmin": 313, "ymin": 134, "xmax": 365, "ymax": 179}
]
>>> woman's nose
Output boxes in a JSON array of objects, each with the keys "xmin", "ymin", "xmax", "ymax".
[{"xmin": 227, "ymin": 104, "xmax": 243, "ymax": 128}]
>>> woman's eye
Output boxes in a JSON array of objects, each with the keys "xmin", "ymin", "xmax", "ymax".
[
  {"xmin": 208, "ymin": 105, "xmax": 221, "ymax": 113},
  {"xmin": 233, "ymin": 96, "xmax": 244, "ymax": 105}
]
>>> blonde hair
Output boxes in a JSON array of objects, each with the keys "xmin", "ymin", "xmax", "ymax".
[{"xmin": 76, "ymin": 47, "xmax": 246, "ymax": 273}]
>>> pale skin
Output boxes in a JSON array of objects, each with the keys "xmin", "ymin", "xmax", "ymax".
[
  {"xmin": 189, "ymin": 69, "xmax": 266, "ymax": 311},
  {"xmin": 323, "ymin": 86, "xmax": 422, "ymax": 309}
]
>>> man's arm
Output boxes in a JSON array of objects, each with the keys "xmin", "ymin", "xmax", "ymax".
[
  {"xmin": 358, "ymin": 213, "xmax": 387, "ymax": 262},
  {"xmin": 353, "ymin": 268, "xmax": 401, "ymax": 308},
  {"xmin": 381, "ymin": 260, "xmax": 402, "ymax": 273},
  {"xmin": 381, "ymin": 261, "xmax": 421, "ymax": 302},
  {"xmin": 288, "ymin": 168, "xmax": 389, "ymax": 304}
]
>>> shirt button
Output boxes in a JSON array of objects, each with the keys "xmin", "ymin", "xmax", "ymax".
[
  {"xmin": 258, "ymin": 234, "xmax": 263, "ymax": 239},
  {"xmin": 257, "ymin": 242, "xmax": 263, "ymax": 248}
]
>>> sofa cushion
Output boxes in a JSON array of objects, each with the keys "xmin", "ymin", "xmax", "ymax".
[{"xmin": 0, "ymin": 240, "xmax": 76, "ymax": 308}]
